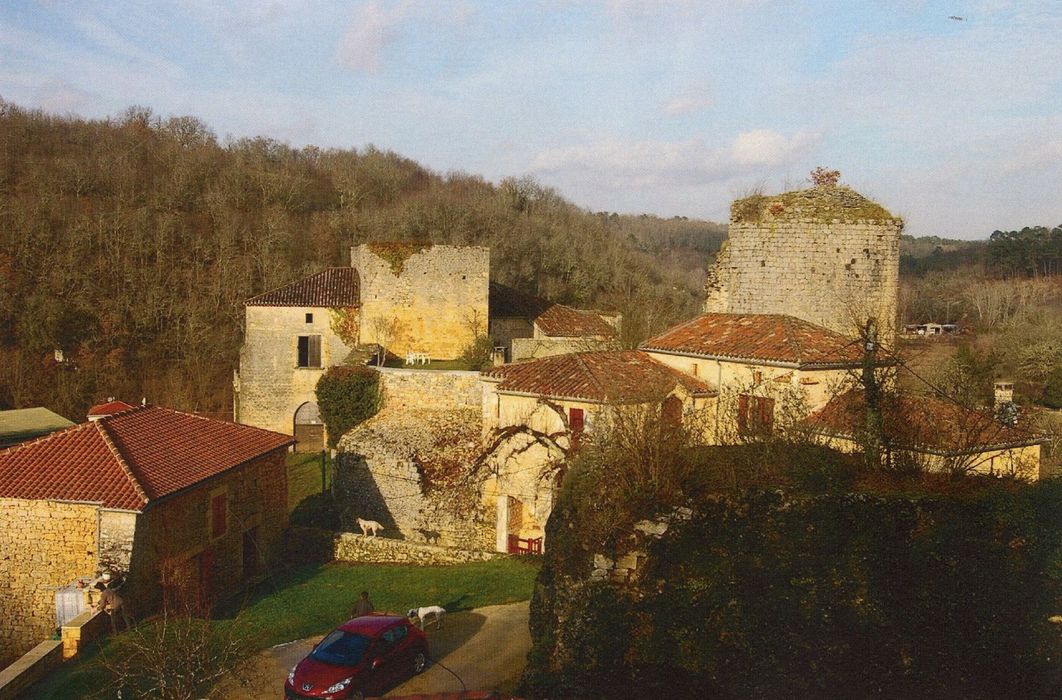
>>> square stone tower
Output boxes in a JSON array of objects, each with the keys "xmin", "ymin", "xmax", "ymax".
[
  {"xmin": 352, "ymin": 243, "xmax": 490, "ymax": 360},
  {"xmin": 705, "ymin": 185, "xmax": 903, "ymax": 344}
]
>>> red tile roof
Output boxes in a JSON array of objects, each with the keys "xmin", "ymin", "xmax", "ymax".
[
  {"xmin": 806, "ymin": 390, "xmax": 1043, "ymax": 454},
  {"xmin": 641, "ymin": 313, "xmax": 864, "ymax": 367},
  {"xmin": 245, "ymin": 268, "xmax": 359, "ymax": 307},
  {"xmin": 0, "ymin": 406, "xmax": 294, "ymax": 511},
  {"xmin": 534, "ymin": 304, "xmax": 617, "ymax": 338},
  {"xmin": 490, "ymin": 283, "xmax": 617, "ymax": 338},
  {"xmin": 482, "ymin": 350, "xmax": 716, "ymax": 403},
  {"xmin": 87, "ymin": 400, "xmax": 136, "ymax": 417}
]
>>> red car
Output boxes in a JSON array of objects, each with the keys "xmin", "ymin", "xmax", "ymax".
[{"xmin": 285, "ymin": 614, "xmax": 429, "ymax": 700}]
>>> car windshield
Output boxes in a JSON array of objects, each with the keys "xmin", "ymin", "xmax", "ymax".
[{"xmin": 310, "ymin": 630, "xmax": 371, "ymax": 666}]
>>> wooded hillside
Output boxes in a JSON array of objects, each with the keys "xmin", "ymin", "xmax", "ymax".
[{"xmin": 0, "ymin": 101, "xmax": 720, "ymax": 419}]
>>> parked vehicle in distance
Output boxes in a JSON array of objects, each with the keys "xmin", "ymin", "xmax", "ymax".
[{"xmin": 285, "ymin": 614, "xmax": 429, "ymax": 700}]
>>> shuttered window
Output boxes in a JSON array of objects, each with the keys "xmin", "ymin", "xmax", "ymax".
[
  {"xmin": 297, "ymin": 335, "xmax": 322, "ymax": 368},
  {"xmin": 737, "ymin": 395, "xmax": 775, "ymax": 435}
]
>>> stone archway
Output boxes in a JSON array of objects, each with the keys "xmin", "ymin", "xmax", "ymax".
[{"xmin": 293, "ymin": 401, "xmax": 325, "ymax": 453}]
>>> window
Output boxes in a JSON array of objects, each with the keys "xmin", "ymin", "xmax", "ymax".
[
  {"xmin": 737, "ymin": 395, "xmax": 775, "ymax": 435},
  {"xmin": 691, "ymin": 363, "xmax": 699, "ymax": 377},
  {"xmin": 569, "ymin": 407, "xmax": 585, "ymax": 440},
  {"xmin": 210, "ymin": 492, "xmax": 227, "ymax": 539},
  {"xmin": 297, "ymin": 335, "xmax": 322, "ymax": 368},
  {"xmin": 305, "ymin": 312, "xmax": 313, "ymax": 324},
  {"xmin": 752, "ymin": 370, "xmax": 763, "ymax": 385}
]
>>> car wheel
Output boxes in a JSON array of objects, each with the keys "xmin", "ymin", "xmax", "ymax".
[{"xmin": 413, "ymin": 650, "xmax": 428, "ymax": 675}]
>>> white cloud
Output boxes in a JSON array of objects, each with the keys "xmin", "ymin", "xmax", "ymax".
[{"xmin": 334, "ymin": 1, "xmax": 411, "ymax": 73}]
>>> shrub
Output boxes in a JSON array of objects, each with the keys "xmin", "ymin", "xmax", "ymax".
[
  {"xmin": 459, "ymin": 334, "xmax": 495, "ymax": 371},
  {"xmin": 1043, "ymin": 366, "xmax": 1062, "ymax": 409},
  {"xmin": 315, "ymin": 365, "xmax": 381, "ymax": 448}
]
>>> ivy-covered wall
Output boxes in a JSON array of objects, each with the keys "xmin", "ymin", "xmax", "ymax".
[{"xmin": 523, "ymin": 481, "xmax": 1062, "ymax": 699}]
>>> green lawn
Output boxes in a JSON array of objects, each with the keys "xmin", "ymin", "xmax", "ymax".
[
  {"xmin": 28, "ymin": 558, "xmax": 540, "ymax": 699},
  {"xmin": 286, "ymin": 451, "xmax": 331, "ymax": 512}
]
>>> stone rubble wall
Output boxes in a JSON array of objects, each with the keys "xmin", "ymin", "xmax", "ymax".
[
  {"xmin": 376, "ymin": 367, "xmax": 482, "ymax": 411},
  {"xmin": 705, "ymin": 218, "xmax": 902, "ymax": 342},
  {"xmin": 0, "ymin": 499, "xmax": 100, "ymax": 666},
  {"xmin": 354, "ymin": 245, "xmax": 490, "ymax": 360},
  {"xmin": 0, "ymin": 640, "xmax": 63, "ymax": 700},
  {"xmin": 333, "ymin": 532, "xmax": 502, "ymax": 565}
]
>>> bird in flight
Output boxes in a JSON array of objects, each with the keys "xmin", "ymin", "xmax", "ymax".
[{"xmin": 948, "ymin": 15, "xmax": 965, "ymax": 21}]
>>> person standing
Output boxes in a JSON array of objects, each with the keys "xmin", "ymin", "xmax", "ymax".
[
  {"xmin": 97, "ymin": 585, "xmax": 132, "ymax": 633},
  {"xmin": 351, "ymin": 591, "xmax": 374, "ymax": 618}
]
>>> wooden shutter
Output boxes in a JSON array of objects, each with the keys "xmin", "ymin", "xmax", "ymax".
[
  {"xmin": 569, "ymin": 408, "xmax": 585, "ymax": 446},
  {"xmin": 737, "ymin": 395, "xmax": 750, "ymax": 434},
  {"xmin": 309, "ymin": 335, "xmax": 321, "ymax": 367}
]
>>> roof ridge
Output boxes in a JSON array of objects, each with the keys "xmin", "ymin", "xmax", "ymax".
[
  {"xmin": 94, "ymin": 419, "xmax": 151, "ymax": 506},
  {"xmin": 779, "ymin": 315, "xmax": 806, "ymax": 363}
]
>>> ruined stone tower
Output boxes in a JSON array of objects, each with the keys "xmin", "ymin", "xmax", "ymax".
[{"xmin": 705, "ymin": 185, "xmax": 903, "ymax": 343}]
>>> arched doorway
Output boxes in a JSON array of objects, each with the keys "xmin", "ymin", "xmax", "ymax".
[{"xmin": 293, "ymin": 402, "xmax": 325, "ymax": 453}]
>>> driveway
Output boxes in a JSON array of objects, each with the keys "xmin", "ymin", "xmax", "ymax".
[{"xmin": 219, "ymin": 601, "xmax": 530, "ymax": 698}]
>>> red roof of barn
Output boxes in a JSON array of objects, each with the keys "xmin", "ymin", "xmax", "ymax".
[
  {"xmin": 641, "ymin": 313, "xmax": 864, "ymax": 368},
  {"xmin": 87, "ymin": 400, "xmax": 136, "ymax": 417},
  {"xmin": 0, "ymin": 406, "xmax": 294, "ymax": 511},
  {"xmin": 482, "ymin": 350, "xmax": 716, "ymax": 403},
  {"xmin": 245, "ymin": 268, "xmax": 360, "ymax": 307},
  {"xmin": 806, "ymin": 390, "xmax": 1044, "ymax": 454}
]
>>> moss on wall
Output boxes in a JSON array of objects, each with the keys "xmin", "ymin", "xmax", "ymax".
[
  {"xmin": 365, "ymin": 241, "xmax": 433, "ymax": 275},
  {"xmin": 730, "ymin": 186, "xmax": 898, "ymax": 224}
]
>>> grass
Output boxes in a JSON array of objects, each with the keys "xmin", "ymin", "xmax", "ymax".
[
  {"xmin": 286, "ymin": 451, "xmax": 331, "ymax": 512},
  {"xmin": 28, "ymin": 558, "xmax": 540, "ymax": 699}
]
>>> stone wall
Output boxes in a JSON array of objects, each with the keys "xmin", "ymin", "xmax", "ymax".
[
  {"xmin": 0, "ymin": 499, "xmax": 99, "ymax": 666},
  {"xmin": 377, "ymin": 367, "xmax": 482, "ymax": 411},
  {"xmin": 511, "ymin": 337, "xmax": 605, "ymax": 361},
  {"xmin": 333, "ymin": 532, "xmax": 501, "ymax": 565},
  {"xmin": 335, "ymin": 407, "xmax": 495, "ymax": 551},
  {"xmin": 0, "ymin": 640, "xmax": 63, "ymax": 700},
  {"xmin": 126, "ymin": 449, "xmax": 289, "ymax": 615},
  {"xmin": 236, "ymin": 304, "xmax": 353, "ymax": 436},
  {"xmin": 354, "ymin": 244, "xmax": 489, "ymax": 360},
  {"xmin": 705, "ymin": 217, "xmax": 902, "ymax": 343}
]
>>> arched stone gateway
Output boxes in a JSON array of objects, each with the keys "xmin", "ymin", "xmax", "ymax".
[
  {"xmin": 479, "ymin": 427, "xmax": 568, "ymax": 555},
  {"xmin": 293, "ymin": 401, "xmax": 324, "ymax": 453}
]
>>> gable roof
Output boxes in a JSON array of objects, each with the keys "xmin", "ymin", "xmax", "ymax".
[
  {"xmin": 245, "ymin": 267, "xmax": 360, "ymax": 307},
  {"xmin": 489, "ymin": 283, "xmax": 617, "ymax": 338},
  {"xmin": 806, "ymin": 390, "xmax": 1044, "ymax": 455},
  {"xmin": 0, "ymin": 408, "xmax": 75, "ymax": 447},
  {"xmin": 88, "ymin": 400, "xmax": 136, "ymax": 418},
  {"xmin": 534, "ymin": 304, "xmax": 617, "ymax": 338},
  {"xmin": 482, "ymin": 350, "xmax": 716, "ymax": 403},
  {"xmin": 641, "ymin": 313, "xmax": 864, "ymax": 368},
  {"xmin": 0, "ymin": 406, "xmax": 294, "ymax": 511}
]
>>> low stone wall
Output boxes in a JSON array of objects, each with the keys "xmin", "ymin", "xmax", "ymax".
[
  {"xmin": 511, "ymin": 337, "xmax": 601, "ymax": 361},
  {"xmin": 334, "ymin": 532, "xmax": 501, "ymax": 565},
  {"xmin": 376, "ymin": 367, "xmax": 482, "ymax": 411},
  {"xmin": 0, "ymin": 640, "xmax": 62, "ymax": 700},
  {"xmin": 60, "ymin": 611, "xmax": 108, "ymax": 660}
]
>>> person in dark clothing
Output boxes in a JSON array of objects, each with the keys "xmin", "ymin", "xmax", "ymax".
[{"xmin": 351, "ymin": 591, "xmax": 374, "ymax": 618}]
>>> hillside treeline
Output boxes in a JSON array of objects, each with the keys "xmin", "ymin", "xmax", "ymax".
[{"xmin": 0, "ymin": 101, "xmax": 712, "ymax": 419}]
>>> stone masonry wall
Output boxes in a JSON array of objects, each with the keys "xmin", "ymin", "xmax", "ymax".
[
  {"xmin": 377, "ymin": 367, "xmax": 482, "ymax": 411},
  {"xmin": 353, "ymin": 245, "xmax": 489, "ymax": 360},
  {"xmin": 333, "ymin": 532, "xmax": 501, "ymax": 565},
  {"xmin": 706, "ymin": 218, "xmax": 902, "ymax": 343},
  {"xmin": 0, "ymin": 499, "xmax": 99, "ymax": 666},
  {"xmin": 126, "ymin": 449, "xmax": 288, "ymax": 615},
  {"xmin": 237, "ymin": 305, "xmax": 353, "ymax": 435}
]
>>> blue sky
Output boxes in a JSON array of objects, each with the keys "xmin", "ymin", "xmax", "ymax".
[{"xmin": 2, "ymin": 1, "xmax": 1060, "ymax": 238}]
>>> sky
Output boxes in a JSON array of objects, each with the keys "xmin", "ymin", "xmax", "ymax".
[{"xmin": 1, "ymin": 1, "xmax": 1061, "ymax": 238}]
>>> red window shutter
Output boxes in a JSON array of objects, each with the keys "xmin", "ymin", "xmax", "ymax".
[
  {"xmin": 211, "ymin": 493, "xmax": 227, "ymax": 538},
  {"xmin": 737, "ymin": 395, "xmax": 749, "ymax": 433},
  {"xmin": 569, "ymin": 408, "xmax": 584, "ymax": 447},
  {"xmin": 759, "ymin": 397, "xmax": 776, "ymax": 433}
]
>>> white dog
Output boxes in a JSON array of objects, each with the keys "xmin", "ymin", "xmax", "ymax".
[
  {"xmin": 357, "ymin": 518, "xmax": 383, "ymax": 537},
  {"xmin": 407, "ymin": 605, "xmax": 445, "ymax": 630}
]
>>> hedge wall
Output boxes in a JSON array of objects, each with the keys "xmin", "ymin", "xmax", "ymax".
[{"xmin": 523, "ymin": 480, "xmax": 1062, "ymax": 699}]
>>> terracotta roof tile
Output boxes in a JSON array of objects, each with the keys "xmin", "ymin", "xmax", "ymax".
[
  {"xmin": 245, "ymin": 268, "xmax": 359, "ymax": 307},
  {"xmin": 533, "ymin": 304, "xmax": 617, "ymax": 338},
  {"xmin": 87, "ymin": 400, "xmax": 136, "ymax": 417},
  {"xmin": 0, "ymin": 406, "xmax": 294, "ymax": 511},
  {"xmin": 806, "ymin": 390, "xmax": 1043, "ymax": 454},
  {"xmin": 483, "ymin": 350, "xmax": 716, "ymax": 403},
  {"xmin": 641, "ymin": 313, "xmax": 864, "ymax": 367}
]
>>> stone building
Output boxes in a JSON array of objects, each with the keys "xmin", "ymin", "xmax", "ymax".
[
  {"xmin": 0, "ymin": 405, "xmax": 292, "ymax": 665},
  {"xmin": 488, "ymin": 283, "xmax": 619, "ymax": 361},
  {"xmin": 236, "ymin": 267, "xmax": 359, "ymax": 447},
  {"xmin": 705, "ymin": 184, "xmax": 903, "ymax": 343}
]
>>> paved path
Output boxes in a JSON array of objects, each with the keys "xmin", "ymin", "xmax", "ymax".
[{"xmin": 220, "ymin": 601, "xmax": 530, "ymax": 698}]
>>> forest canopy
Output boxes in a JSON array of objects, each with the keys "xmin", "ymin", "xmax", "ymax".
[{"xmin": 0, "ymin": 100, "xmax": 721, "ymax": 419}]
